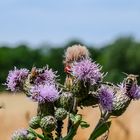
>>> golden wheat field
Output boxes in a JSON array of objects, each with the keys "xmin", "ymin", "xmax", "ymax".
[{"xmin": 0, "ymin": 93, "xmax": 140, "ymax": 140}]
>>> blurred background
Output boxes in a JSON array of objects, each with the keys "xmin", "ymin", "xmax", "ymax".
[{"xmin": 0, "ymin": 0, "xmax": 140, "ymax": 139}]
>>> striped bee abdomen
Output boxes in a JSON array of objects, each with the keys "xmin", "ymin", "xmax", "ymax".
[{"xmin": 125, "ymin": 79, "xmax": 133, "ymax": 92}]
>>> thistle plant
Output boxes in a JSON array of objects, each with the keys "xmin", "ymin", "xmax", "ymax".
[{"xmin": 5, "ymin": 45, "xmax": 140, "ymax": 140}]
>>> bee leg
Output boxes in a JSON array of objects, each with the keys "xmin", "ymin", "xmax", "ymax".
[
  {"xmin": 92, "ymin": 105, "xmax": 98, "ymax": 108},
  {"xmin": 101, "ymin": 82, "xmax": 114, "ymax": 87}
]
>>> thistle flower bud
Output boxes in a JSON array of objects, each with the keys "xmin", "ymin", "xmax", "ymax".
[
  {"xmin": 64, "ymin": 75, "xmax": 73, "ymax": 90},
  {"xmin": 23, "ymin": 76, "xmax": 33, "ymax": 94},
  {"xmin": 111, "ymin": 88, "xmax": 131, "ymax": 116},
  {"xmin": 29, "ymin": 116, "xmax": 41, "ymax": 129},
  {"xmin": 40, "ymin": 116, "xmax": 56, "ymax": 132},
  {"xmin": 72, "ymin": 81, "xmax": 90, "ymax": 99},
  {"xmin": 55, "ymin": 108, "xmax": 67, "ymax": 120},
  {"xmin": 59, "ymin": 92, "xmax": 73, "ymax": 110},
  {"xmin": 11, "ymin": 129, "xmax": 28, "ymax": 140}
]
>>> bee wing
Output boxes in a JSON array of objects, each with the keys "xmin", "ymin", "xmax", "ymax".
[
  {"xmin": 135, "ymin": 75, "xmax": 139, "ymax": 78},
  {"xmin": 31, "ymin": 67, "xmax": 36, "ymax": 73},
  {"xmin": 122, "ymin": 72, "xmax": 128, "ymax": 76}
]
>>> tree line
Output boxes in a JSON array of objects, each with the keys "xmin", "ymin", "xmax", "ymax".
[{"xmin": 0, "ymin": 36, "xmax": 140, "ymax": 91}]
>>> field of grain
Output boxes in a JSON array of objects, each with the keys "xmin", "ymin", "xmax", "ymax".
[{"xmin": 0, "ymin": 93, "xmax": 140, "ymax": 140}]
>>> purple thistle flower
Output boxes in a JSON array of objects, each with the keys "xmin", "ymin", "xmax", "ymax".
[
  {"xmin": 99, "ymin": 85, "xmax": 114, "ymax": 112},
  {"xmin": 133, "ymin": 86, "xmax": 140, "ymax": 100},
  {"xmin": 34, "ymin": 67, "xmax": 57, "ymax": 85},
  {"xmin": 6, "ymin": 67, "xmax": 29, "ymax": 92},
  {"xmin": 128, "ymin": 84, "xmax": 140, "ymax": 100},
  {"xmin": 72, "ymin": 59, "xmax": 102, "ymax": 85},
  {"xmin": 118, "ymin": 83, "xmax": 140, "ymax": 100},
  {"xmin": 11, "ymin": 129, "xmax": 28, "ymax": 139},
  {"xmin": 30, "ymin": 84, "xmax": 59, "ymax": 103}
]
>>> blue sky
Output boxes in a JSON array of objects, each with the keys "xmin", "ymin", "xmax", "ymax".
[{"xmin": 0, "ymin": 0, "xmax": 140, "ymax": 46}]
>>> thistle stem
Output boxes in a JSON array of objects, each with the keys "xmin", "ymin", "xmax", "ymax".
[
  {"xmin": 89, "ymin": 112, "xmax": 110, "ymax": 140},
  {"xmin": 55, "ymin": 120, "xmax": 64, "ymax": 140},
  {"xmin": 63, "ymin": 115, "xmax": 82, "ymax": 140},
  {"xmin": 43, "ymin": 130, "xmax": 53, "ymax": 140},
  {"xmin": 67, "ymin": 97, "xmax": 78, "ymax": 133},
  {"xmin": 37, "ymin": 102, "xmax": 54, "ymax": 118},
  {"xmin": 28, "ymin": 127, "xmax": 44, "ymax": 140}
]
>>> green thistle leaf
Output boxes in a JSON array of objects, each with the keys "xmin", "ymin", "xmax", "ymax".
[{"xmin": 80, "ymin": 121, "xmax": 90, "ymax": 129}]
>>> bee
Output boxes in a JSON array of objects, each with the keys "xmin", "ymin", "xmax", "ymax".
[
  {"xmin": 30, "ymin": 66, "xmax": 46, "ymax": 77},
  {"xmin": 123, "ymin": 72, "xmax": 139, "ymax": 93},
  {"xmin": 30, "ymin": 67, "xmax": 39, "ymax": 78},
  {"xmin": 36, "ymin": 66, "xmax": 47, "ymax": 74},
  {"xmin": 29, "ymin": 66, "xmax": 47, "ymax": 83}
]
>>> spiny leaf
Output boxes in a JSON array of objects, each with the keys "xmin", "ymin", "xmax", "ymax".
[
  {"xmin": 62, "ymin": 114, "xmax": 82, "ymax": 140},
  {"xmin": 69, "ymin": 113, "xmax": 82, "ymax": 124},
  {"xmin": 80, "ymin": 121, "xmax": 90, "ymax": 129}
]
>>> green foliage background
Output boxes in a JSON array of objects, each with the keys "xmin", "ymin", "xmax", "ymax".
[{"xmin": 0, "ymin": 36, "xmax": 140, "ymax": 91}]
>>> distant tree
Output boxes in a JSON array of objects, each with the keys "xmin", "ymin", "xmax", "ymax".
[{"xmin": 1, "ymin": 37, "xmax": 140, "ymax": 90}]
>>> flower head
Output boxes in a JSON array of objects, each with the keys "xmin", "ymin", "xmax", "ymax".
[
  {"xmin": 34, "ymin": 67, "xmax": 57, "ymax": 85},
  {"xmin": 111, "ymin": 83, "xmax": 132, "ymax": 116},
  {"xmin": 40, "ymin": 116, "xmax": 56, "ymax": 132},
  {"xmin": 6, "ymin": 67, "xmax": 29, "ymax": 91},
  {"xmin": 118, "ymin": 83, "xmax": 140, "ymax": 100},
  {"xmin": 11, "ymin": 129, "xmax": 28, "ymax": 140},
  {"xmin": 127, "ymin": 84, "xmax": 140, "ymax": 100},
  {"xmin": 55, "ymin": 108, "xmax": 67, "ymax": 120},
  {"xmin": 30, "ymin": 84, "xmax": 59, "ymax": 103},
  {"xmin": 29, "ymin": 116, "xmax": 41, "ymax": 129},
  {"xmin": 72, "ymin": 59, "xmax": 102, "ymax": 85},
  {"xmin": 99, "ymin": 85, "xmax": 114, "ymax": 112},
  {"xmin": 64, "ymin": 45, "xmax": 89, "ymax": 65},
  {"xmin": 59, "ymin": 92, "xmax": 73, "ymax": 110}
]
